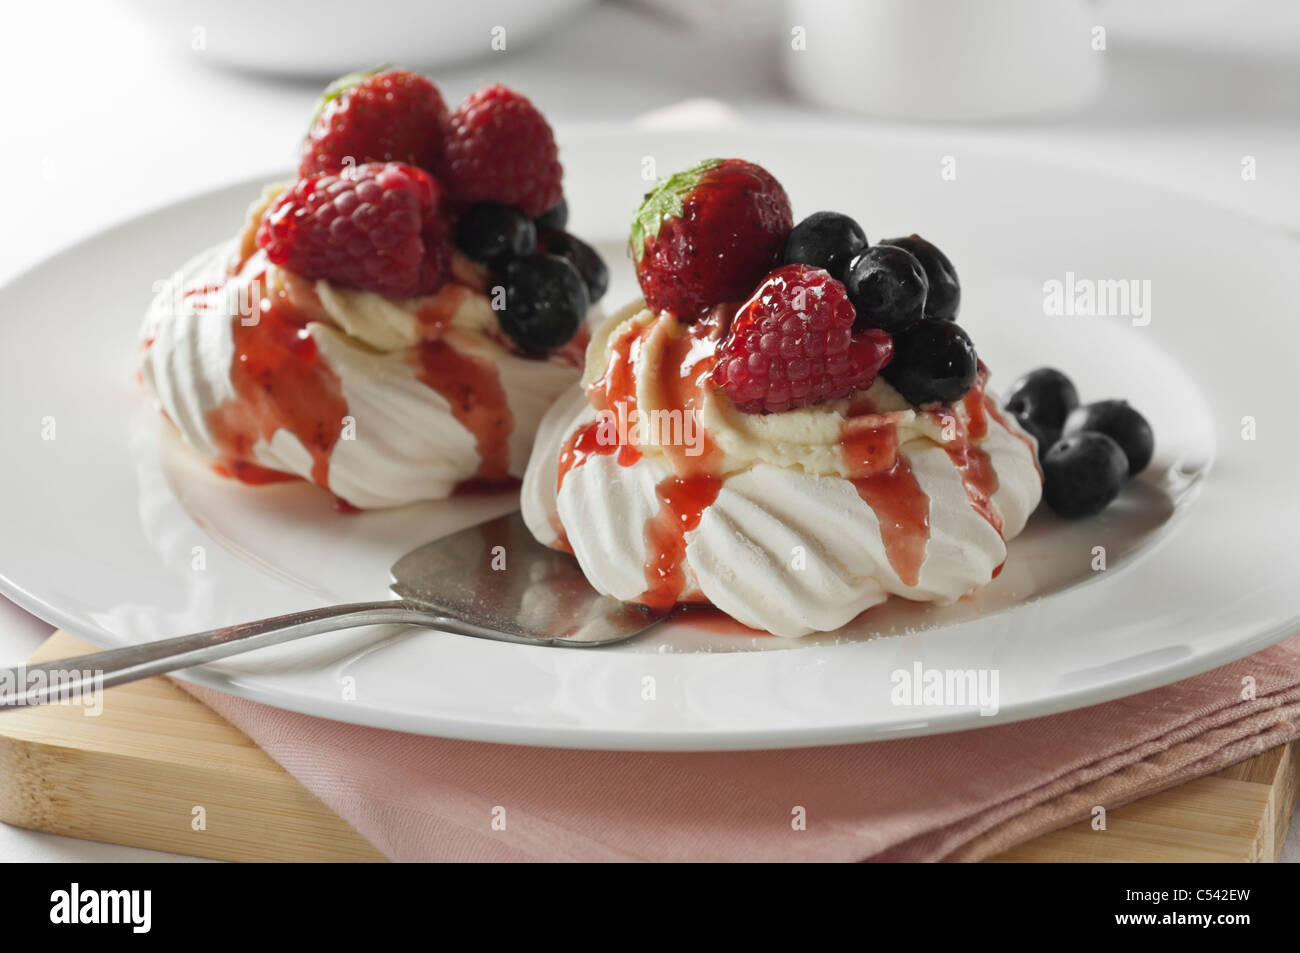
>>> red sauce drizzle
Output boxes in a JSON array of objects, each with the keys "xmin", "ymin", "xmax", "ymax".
[
  {"xmin": 183, "ymin": 282, "xmax": 224, "ymax": 306},
  {"xmin": 942, "ymin": 436, "xmax": 1002, "ymax": 535},
  {"xmin": 205, "ymin": 272, "xmax": 348, "ymax": 491},
  {"xmin": 557, "ymin": 419, "xmax": 642, "ymax": 492},
  {"xmin": 841, "ymin": 413, "xmax": 931, "ymax": 587},
  {"xmin": 413, "ymin": 337, "xmax": 513, "ymax": 486},
  {"xmin": 555, "ymin": 321, "xmax": 646, "ymax": 490},
  {"xmin": 963, "ymin": 384, "xmax": 990, "ymax": 440},
  {"xmin": 939, "ymin": 374, "xmax": 1003, "ymax": 536},
  {"xmin": 636, "ymin": 323, "xmax": 723, "ymax": 608},
  {"xmin": 555, "ymin": 317, "xmax": 724, "ymax": 610}
]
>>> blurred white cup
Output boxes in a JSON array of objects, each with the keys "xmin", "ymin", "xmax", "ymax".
[{"xmin": 784, "ymin": 0, "xmax": 1106, "ymax": 121}]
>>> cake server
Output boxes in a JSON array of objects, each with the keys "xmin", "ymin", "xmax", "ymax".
[{"xmin": 1, "ymin": 513, "xmax": 664, "ymax": 710}]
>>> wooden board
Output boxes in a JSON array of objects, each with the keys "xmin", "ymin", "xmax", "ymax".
[
  {"xmin": 0, "ymin": 632, "xmax": 1296, "ymax": 862},
  {"xmin": 990, "ymin": 744, "xmax": 1298, "ymax": 862},
  {"xmin": 0, "ymin": 631, "xmax": 384, "ymax": 862}
]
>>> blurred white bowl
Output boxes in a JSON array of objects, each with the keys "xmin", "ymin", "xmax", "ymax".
[
  {"xmin": 119, "ymin": 0, "xmax": 594, "ymax": 77},
  {"xmin": 785, "ymin": 0, "xmax": 1106, "ymax": 121}
]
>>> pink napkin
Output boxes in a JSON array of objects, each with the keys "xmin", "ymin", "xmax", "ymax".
[{"xmin": 179, "ymin": 634, "xmax": 1300, "ymax": 862}]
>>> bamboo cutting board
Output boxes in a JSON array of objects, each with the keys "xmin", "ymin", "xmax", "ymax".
[{"xmin": 0, "ymin": 631, "xmax": 1296, "ymax": 862}]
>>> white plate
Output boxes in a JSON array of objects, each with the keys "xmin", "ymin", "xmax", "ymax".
[{"xmin": 1, "ymin": 128, "xmax": 1296, "ymax": 750}]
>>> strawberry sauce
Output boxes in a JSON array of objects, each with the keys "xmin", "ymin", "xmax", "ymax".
[
  {"xmin": 941, "ymin": 435, "xmax": 1002, "ymax": 536},
  {"xmin": 556, "ymin": 321, "xmax": 645, "ymax": 491},
  {"xmin": 938, "ymin": 374, "xmax": 1002, "ymax": 536},
  {"xmin": 413, "ymin": 337, "xmax": 513, "ymax": 485},
  {"xmin": 198, "ymin": 268, "xmax": 527, "ymax": 498},
  {"xmin": 556, "ymin": 317, "xmax": 723, "ymax": 609},
  {"xmin": 842, "ymin": 417, "xmax": 931, "ymax": 587},
  {"xmin": 637, "ymin": 323, "xmax": 723, "ymax": 608},
  {"xmin": 840, "ymin": 374, "xmax": 1012, "ymax": 587},
  {"xmin": 205, "ymin": 272, "xmax": 348, "ymax": 491}
]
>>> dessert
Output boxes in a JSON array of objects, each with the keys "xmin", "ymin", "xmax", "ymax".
[
  {"xmin": 521, "ymin": 158, "xmax": 1046, "ymax": 638},
  {"xmin": 140, "ymin": 69, "xmax": 606, "ymax": 508}
]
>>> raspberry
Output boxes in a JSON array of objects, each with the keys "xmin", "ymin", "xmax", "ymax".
[
  {"xmin": 442, "ymin": 85, "xmax": 563, "ymax": 217},
  {"xmin": 256, "ymin": 162, "xmax": 451, "ymax": 298},
  {"xmin": 632, "ymin": 158, "xmax": 792, "ymax": 317},
  {"xmin": 713, "ymin": 265, "xmax": 893, "ymax": 414},
  {"xmin": 299, "ymin": 68, "xmax": 450, "ymax": 178}
]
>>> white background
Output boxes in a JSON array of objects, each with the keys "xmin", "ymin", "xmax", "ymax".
[{"xmin": 0, "ymin": 0, "xmax": 1297, "ymax": 861}]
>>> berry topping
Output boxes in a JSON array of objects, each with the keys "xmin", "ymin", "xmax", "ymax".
[
  {"xmin": 443, "ymin": 85, "xmax": 563, "ymax": 218},
  {"xmin": 844, "ymin": 244, "xmax": 929, "ymax": 334},
  {"xmin": 1063, "ymin": 399, "xmax": 1154, "ymax": 476},
  {"xmin": 712, "ymin": 264, "xmax": 893, "ymax": 414},
  {"xmin": 256, "ymin": 162, "xmax": 450, "ymax": 298},
  {"xmin": 1003, "ymin": 367, "xmax": 1079, "ymax": 445},
  {"xmin": 878, "ymin": 235, "xmax": 960, "ymax": 321},
  {"xmin": 299, "ymin": 68, "xmax": 450, "ymax": 178},
  {"xmin": 1042, "ymin": 431, "xmax": 1129, "ymax": 518},
  {"xmin": 881, "ymin": 319, "xmax": 978, "ymax": 406},
  {"xmin": 781, "ymin": 211, "xmax": 867, "ymax": 280},
  {"xmin": 631, "ymin": 158, "xmax": 793, "ymax": 317},
  {"xmin": 538, "ymin": 229, "xmax": 609, "ymax": 303},
  {"xmin": 535, "ymin": 197, "xmax": 568, "ymax": 231},
  {"xmin": 499, "ymin": 254, "xmax": 588, "ymax": 355},
  {"xmin": 454, "ymin": 202, "xmax": 537, "ymax": 264}
]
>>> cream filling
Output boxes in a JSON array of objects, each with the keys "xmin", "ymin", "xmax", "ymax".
[{"xmin": 315, "ymin": 277, "xmax": 498, "ymax": 351}]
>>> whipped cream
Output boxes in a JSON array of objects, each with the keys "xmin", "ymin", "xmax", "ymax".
[
  {"xmin": 141, "ymin": 241, "xmax": 586, "ymax": 508},
  {"xmin": 521, "ymin": 300, "xmax": 1043, "ymax": 638}
]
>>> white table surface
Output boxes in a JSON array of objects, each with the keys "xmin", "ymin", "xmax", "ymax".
[{"xmin": 0, "ymin": 0, "xmax": 1297, "ymax": 862}]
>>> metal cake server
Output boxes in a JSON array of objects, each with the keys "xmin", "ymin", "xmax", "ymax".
[{"xmin": 1, "ymin": 513, "xmax": 664, "ymax": 710}]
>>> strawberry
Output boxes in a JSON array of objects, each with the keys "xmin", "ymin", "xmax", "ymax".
[
  {"xmin": 299, "ymin": 68, "xmax": 450, "ymax": 178},
  {"xmin": 630, "ymin": 158, "xmax": 792, "ymax": 318}
]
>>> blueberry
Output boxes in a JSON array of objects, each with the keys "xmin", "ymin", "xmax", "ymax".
[
  {"xmin": 537, "ymin": 229, "xmax": 608, "ymax": 303},
  {"xmin": 844, "ymin": 245, "xmax": 928, "ymax": 334},
  {"xmin": 535, "ymin": 197, "xmax": 568, "ymax": 231},
  {"xmin": 455, "ymin": 202, "xmax": 537, "ymax": 264},
  {"xmin": 1003, "ymin": 367, "xmax": 1079, "ymax": 435},
  {"xmin": 1063, "ymin": 400, "xmax": 1154, "ymax": 476},
  {"xmin": 881, "ymin": 319, "xmax": 978, "ymax": 406},
  {"xmin": 499, "ymin": 254, "xmax": 588, "ymax": 355},
  {"xmin": 781, "ymin": 211, "xmax": 867, "ymax": 279},
  {"xmin": 878, "ymin": 235, "xmax": 959, "ymax": 320},
  {"xmin": 1042, "ymin": 432, "xmax": 1128, "ymax": 518}
]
